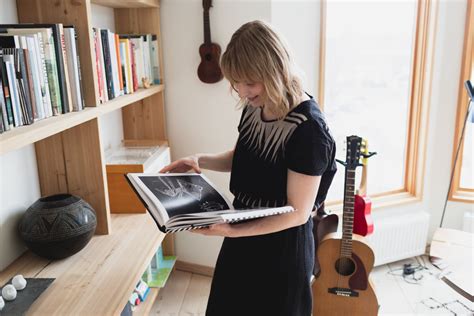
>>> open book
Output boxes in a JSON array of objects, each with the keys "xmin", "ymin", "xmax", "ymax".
[{"xmin": 126, "ymin": 173, "xmax": 294, "ymax": 233}]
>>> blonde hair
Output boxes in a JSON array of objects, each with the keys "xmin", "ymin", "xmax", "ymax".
[{"xmin": 220, "ymin": 20, "xmax": 304, "ymax": 119}]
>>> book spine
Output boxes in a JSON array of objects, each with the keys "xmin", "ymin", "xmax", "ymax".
[
  {"xmin": 107, "ymin": 31, "xmax": 120, "ymax": 98},
  {"xmin": 63, "ymin": 27, "xmax": 80, "ymax": 111},
  {"xmin": 43, "ymin": 28, "xmax": 62, "ymax": 116},
  {"xmin": 58, "ymin": 24, "xmax": 72, "ymax": 113},
  {"xmin": 33, "ymin": 33, "xmax": 52, "ymax": 118},
  {"xmin": 92, "ymin": 28, "xmax": 103, "ymax": 103},
  {"xmin": 130, "ymin": 41, "xmax": 138, "ymax": 91},
  {"xmin": 114, "ymin": 33, "xmax": 123, "ymax": 96},
  {"xmin": 12, "ymin": 48, "xmax": 33, "ymax": 125},
  {"xmin": 0, "ymin": 54, "xmax": 14, "ymax": 128},
  {"xmin": 119, "ymin": 41, "xmax": 128, "ymax": 94},
  {"xmin": 25, "ymin": 35, "xmax": 45, "ymax": 120},
  {"xmin": 101, "ymin": 29, "xmax": 114, "ymax": 100},
  {"xmin": 4, "ymin": 59, "xmax": 22, "ymax": 127},
  {"xmin": 74, "ymin": 30, "xmax": 85, "ymax": 110},
  {"xmin": 151, "ymin": 34, "xmax": 160, "ymax": 84},
  {"xmin": 0, "ymin": 68, "xmax": 9, "ymax": 131},
  {"xmin": 21, "ymin": 43, "xmax": 38, "ymax": 121},
  {"xmin": 50, "ymin": 24, "xmax": 66, "ymax": 115}
]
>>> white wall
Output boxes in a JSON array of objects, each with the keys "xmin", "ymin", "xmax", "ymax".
[
  {"xmin": 0, "ymin": 0, "xmax": 472, "ymax": 270},
  {"xmin": 160, "ymin": 0, "xmax": 272, "ymax": 266}
]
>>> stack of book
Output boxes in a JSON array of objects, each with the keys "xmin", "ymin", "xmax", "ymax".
[
  {"xmin": 142, "ymin": 246, "xmax": 176, "ymax": 288},
  {"xmin": 92, "ymin": 28, "xmax": 161, "ymax": 104},
  {"xmin": 0, "ymin": 23, "xmax": 85, "ymax": 133}
]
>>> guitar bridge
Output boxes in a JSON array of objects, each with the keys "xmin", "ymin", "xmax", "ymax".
[{"xmin": 328, "ymin": 287, "xmax": 359, "ymax": 297}]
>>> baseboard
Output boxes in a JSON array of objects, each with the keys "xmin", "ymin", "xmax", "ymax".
[{"xmin": 175, "ymin": 260, "xmax": 215, "ymax": 277}]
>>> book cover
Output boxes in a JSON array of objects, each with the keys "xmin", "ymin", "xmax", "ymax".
[{"xmin": 126, "ymin": 173, "xmax": 294, "ymax": 233}]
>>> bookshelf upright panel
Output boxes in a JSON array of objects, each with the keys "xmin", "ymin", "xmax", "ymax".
[{"xmin": 35, "ymin": 119, "xmax": 111, "ymax": 235}]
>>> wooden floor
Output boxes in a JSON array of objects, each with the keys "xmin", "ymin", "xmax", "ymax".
[{"xmin": 150, "ymin": 255, "xmax": 473, "ymax": 315}]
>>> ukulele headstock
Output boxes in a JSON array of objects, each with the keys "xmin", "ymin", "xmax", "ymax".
[
  {"xmin": 203, "ymin": 0, "xmax": 213, "ymax": 11},
  {"xmin": 360, "ymin": 139, "xmax": 377, "ymax": 166}
]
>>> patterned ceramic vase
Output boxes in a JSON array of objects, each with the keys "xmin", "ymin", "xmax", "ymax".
[{"xmin": 18, "ymin": 194, "xmax": 97, "ymax": 260}]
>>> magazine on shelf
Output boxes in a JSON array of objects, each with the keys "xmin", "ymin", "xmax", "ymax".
[{"xmin": 126, "ymin": 173, "xmax": 294, "ymax": 233}]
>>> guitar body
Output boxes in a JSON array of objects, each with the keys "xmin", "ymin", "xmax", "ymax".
[
  {"xmin": 353, "ymin": 194, "xmax": 374, "ymax": 236},
  {"xmin": 312, "ymin": 205, "xmax": 339, "ymax": 277},
  {"xmin": 313, "ymin": 233, "xmax": 379, "ymax": 316},
  {"xmin": 198, "ymin": 43, "xmax": 223, "ymax": 83}
]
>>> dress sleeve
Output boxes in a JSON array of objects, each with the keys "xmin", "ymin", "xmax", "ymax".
[{"xmin": 285, "ymin": 119, "xmax": 334, "ymax": 176}]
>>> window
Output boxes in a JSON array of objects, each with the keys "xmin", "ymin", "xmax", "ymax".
[
  {"xmin": 319, "ymin": 0, "xmax": 434, "ymax": 206},
  {"xmin": 450, "ymin": 0, "xmax": 473, "ymax": 202}
]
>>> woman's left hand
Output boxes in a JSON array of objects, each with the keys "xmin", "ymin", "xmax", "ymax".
[{"xmin": 192, "ymin": 223, "xmax": 236, "ymax": 237}]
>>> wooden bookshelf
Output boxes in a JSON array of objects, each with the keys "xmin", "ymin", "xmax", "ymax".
[
  {"xmin": 9, "ymin": 0, "xmax": 168, "ymax": 235},
  {"xmin": 0, "ymin": 214, "xmax": 165, "ymax": 315},
  {"xmin": 0, "ymin": 0, "xmax": 174, "ymax": 314}
]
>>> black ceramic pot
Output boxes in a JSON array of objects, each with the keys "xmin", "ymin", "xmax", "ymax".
[{"xmin": 18, "ymin": 194, "xmax": 97, "ymax": 260}]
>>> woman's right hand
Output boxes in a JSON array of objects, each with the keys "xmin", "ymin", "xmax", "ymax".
[{"xmin": 159, "ymin": 155, "xmax": 201, "ymax": 173}]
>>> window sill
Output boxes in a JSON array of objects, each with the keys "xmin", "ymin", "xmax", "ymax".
[
  {"xmin": 450, "ymin": 190, "xmax": 474, "ymax": 203},
  {"xmin": 325, "ymin": 191, "xmax": 421, "ymax": 215}
]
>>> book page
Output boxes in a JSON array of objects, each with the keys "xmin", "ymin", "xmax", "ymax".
[{"xmin": 128, "ymin": 173, "xmax": 233, "ymax": 222}]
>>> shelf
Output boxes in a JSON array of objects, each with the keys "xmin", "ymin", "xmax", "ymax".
[
  {"xmin": 134, "ymin": 288, "xmax": 159, "ymax": 315},
  {"xmin": 0, "ymin": 85, "xmax": 164, "ymax": 156},
  {"xmin": 91, "ymin": 0, "xmax": 159, "ymax": 8},
  {"xmin": 0, "ymin": 213, "xmax": 165, "ymax": 315}
]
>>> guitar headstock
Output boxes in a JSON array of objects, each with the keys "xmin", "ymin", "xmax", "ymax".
[
  {"xmin": 345, "ymin": 135, "xmax": 363, "ymax": 170},
  {"xmin": 203, "ymin": 0, "xmax": 213, "ymax": 11}
]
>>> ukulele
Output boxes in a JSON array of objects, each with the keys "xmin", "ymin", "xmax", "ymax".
[
  {"xmin": 197, "ymin": 0, "xmax": 223, "ymax": 84},
  {"xmin": 313, "ymin": 135, "xmax": 378, "ymax": 316},
  {"xmin": 353, "ymin": 139, "xmax": 376, "ymax": 236}
]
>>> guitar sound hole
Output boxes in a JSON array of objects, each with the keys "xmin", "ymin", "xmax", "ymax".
[
  {"xmin": 335, "ymin": 257, "xmax": 355, "ymax": 276},
  {"xmin": 205, "ymin": 54, "xmax": 212, "ymax": 61}
]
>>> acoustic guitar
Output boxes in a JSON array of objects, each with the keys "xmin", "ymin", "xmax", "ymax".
[
  {"xmin": 197, "ymin": 0, "xmax": 223, "ymax": 84},
  {"xmin": 312, "ymin": 203, "xmax": 339, "ymax": 277},
  {"xmin": 353, "ymin": 139, "xmax": 376, "ymax": 236},
  {"xmin": 313, "ymin": 135, "xmax": 378, "ymax": 316}
]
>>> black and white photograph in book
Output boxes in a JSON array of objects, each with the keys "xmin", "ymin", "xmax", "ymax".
[
  {"xmin": 126, "ymin": 173, "xmax": 294, "ymax": 233},
  {"xmin": 139, "ymin": 173, "xmax": 231, "ymax": 217}
]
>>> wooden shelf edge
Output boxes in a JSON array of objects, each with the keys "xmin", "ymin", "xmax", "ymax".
[
  {"xmin": 0, "ymin": 85, "xmax": 164, "ymax": 156},
  {"xmin": 133, "ymin": 288, "xmax": 159, "ymax": 315},
  {"xmin": 91, "ymin": 0, "xmax": 159, "ymax": 8}
]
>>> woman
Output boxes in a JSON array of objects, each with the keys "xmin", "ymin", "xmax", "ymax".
[{"xmin": 160, "ymin": 20, "xmax": 337, "ymax": 316}]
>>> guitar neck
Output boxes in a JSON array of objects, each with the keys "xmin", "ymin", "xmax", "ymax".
[
  {"xmin": 203, "ymin": 10, "xmax": 211, "ymax": 44},
  {"xmin": 341, "ymin": 168, "xmax": 356, "ymax": 257}
]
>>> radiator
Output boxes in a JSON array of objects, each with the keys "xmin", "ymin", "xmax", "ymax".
[{"xmin": 364, "ymin": 211, "xmax": 430, "ymax": 266}]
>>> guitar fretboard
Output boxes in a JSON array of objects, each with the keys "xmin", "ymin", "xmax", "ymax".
[
  {"xmin": 341, "ymin": 168, "xmax": 356, "ymax": 258},
  {"xmin": 203, "ymin": 10, "xmax": 211, "ymax": 44}
]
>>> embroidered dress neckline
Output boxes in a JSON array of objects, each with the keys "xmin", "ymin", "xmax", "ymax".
[{"xmin": 257, "ymin": 97, "xmax": 314, "ymax": 124}]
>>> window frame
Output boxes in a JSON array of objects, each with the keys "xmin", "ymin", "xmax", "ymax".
[
  {"xmin": 319, "ymin": 0, "xmax": 438, "ymax": 209},
  {"xmin": 449, "ymin": 0, "xmax": 473, "ymax": 203}
]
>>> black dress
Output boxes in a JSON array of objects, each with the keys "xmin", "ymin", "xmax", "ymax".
[{"xmin": 206, "ymin": 96, "xmax": 337, "ymax": 316}]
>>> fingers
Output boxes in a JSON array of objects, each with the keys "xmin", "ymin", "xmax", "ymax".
[
  {"xmin": 159, "ymin": 158, "xmax": 201, "ymax": 174},
  {"xmin": 159, "ymin": 161, "xmax": 178, "ymax": 173}
]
